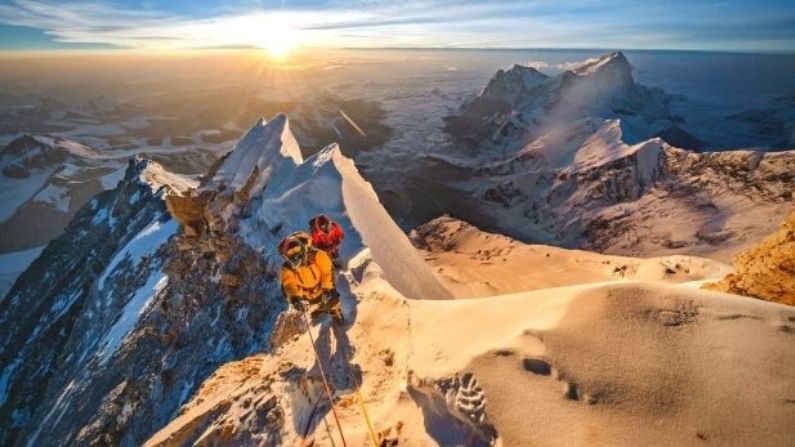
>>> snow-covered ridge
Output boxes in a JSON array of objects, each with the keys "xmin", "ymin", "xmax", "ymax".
[
  {"xmin": 241, "ymin": 140, "xmax": 453, "ymax": 300},
  {"xmin": 135, "ymin": 156, "xmax": 197, "ymax": 194},
  {"xmin": 203, "ymin": 114, "xmax": 302, "ymax": 197},
  {"xmin": 164, "ymin": 114, "xmax": 451, "ymax": 299}
]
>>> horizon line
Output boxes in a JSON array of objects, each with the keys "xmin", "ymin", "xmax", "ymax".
[{"xmin": 0, "ymin": 46, "xmax": 793, "ymax": 58}]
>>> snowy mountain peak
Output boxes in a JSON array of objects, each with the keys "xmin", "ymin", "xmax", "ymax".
[
  {"xmin": 571, "ymin": 51, "xmax": 630, "ymax": 76},
  {"xmin": 126, "ymin": 155, "xmax": 197, "ymax": 195},
  {"xmin": 474, "ymin": 63, "xmax": 549, "ymax": 107},
  {"xmin": 446, "ymin": 51, "xmax": 674, "ymax": 150},
  {"xmin": 202, "ymin": 114, "xmax": 302, "ymax": 197},
  {"xmin": 0, "ymin": 135, "xmax": 132, "ymax": 253},
  {"xmin": 566, "ymin": 50, "xmax": 634, "ymax": 93}
]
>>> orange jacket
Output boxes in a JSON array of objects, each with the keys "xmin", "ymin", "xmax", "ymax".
[{"xmin": 280, "ymin": 249, "xmax": 334, "ymax": 302}]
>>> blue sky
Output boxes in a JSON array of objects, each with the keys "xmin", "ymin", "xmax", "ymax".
[{"xmin": 0, "ymin": 0, "xmax": 793, "ymax": 52}]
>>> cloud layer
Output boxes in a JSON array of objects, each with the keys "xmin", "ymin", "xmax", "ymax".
[{"xmin": 1, "ymin": 0, "xmax": 793, "ymax": 51}]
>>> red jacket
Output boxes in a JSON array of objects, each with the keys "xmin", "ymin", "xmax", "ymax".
[{"xmin": 311, "ymin": 221, "xmax": 344, "ymax": 256}]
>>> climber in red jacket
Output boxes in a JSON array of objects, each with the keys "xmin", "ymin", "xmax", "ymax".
[{"xmin": 309, "ymin": 214, "xmax": 344, "ymax": 259}]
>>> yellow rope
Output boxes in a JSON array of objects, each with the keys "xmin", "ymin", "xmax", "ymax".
[
  {"xmin": 302, "ymin": 309, "xmax": 348, "ymax": 447},
  {"xmin": 356, "ymin": 386, "xmax": 380, "ymax": 446},
  {"xmin": 332, "ymin": 320, "xmax": 380, "ymax": 446}
]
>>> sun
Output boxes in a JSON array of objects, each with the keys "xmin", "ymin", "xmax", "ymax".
[
  {"xmin": 253, "ymin": 18, "xmax": 298, "ymax": 61},
  {"xmin": 226, "ymin": 14, "xmax": 300, "ymax": 61},
  {"xmin": 264, "ymin": 39, "xmax": 291, "ymax": 60}
]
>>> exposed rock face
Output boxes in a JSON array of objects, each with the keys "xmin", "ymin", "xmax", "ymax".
[
  {"xmin": 0, "ymin": 157, "xmax": 185, "ymax": 445},
  {"xmin": 0, "ymin": 122, "xmax": 290, "ymax": 445},
  {"xmin": 704, "ymin": 212, "xmax": 795, "ymax": 305},
  {"xmin": 0, "ymin": 133, "xmax": 289, "ymax": 445}
]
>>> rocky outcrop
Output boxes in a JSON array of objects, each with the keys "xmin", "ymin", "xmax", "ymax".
[{"xmin": 704, "ymin": 212, "xmax": 795, "ymax": 305}]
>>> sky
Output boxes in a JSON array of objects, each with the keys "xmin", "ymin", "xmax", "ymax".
[{"xmin": 0, "ymin": 0, "xmax": 794, "ymax": 53}]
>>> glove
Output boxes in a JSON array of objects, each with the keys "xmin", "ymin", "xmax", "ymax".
[
  {"xmin": 288, "ymin": 296, "xmax": 307, "ymax": 311},
  {"xmin": 322, "ymin": 288, "xmax": 340, "ymax": 306}
]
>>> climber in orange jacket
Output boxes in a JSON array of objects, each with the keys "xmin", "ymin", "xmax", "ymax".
[
  {"xmin": 309, "ymin": 214, "xmax": 344, "ymax": 259},
  {"xmin": 278, "ymin": 231, "xmax": 342, "ymax": 323}
]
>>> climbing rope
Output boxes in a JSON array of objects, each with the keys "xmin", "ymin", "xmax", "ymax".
[
  {"xmin": 333, "ymin": 326, "xmax": 380, "ymax": 447},
  {"xmin": 301, "ymin": 304, "xmax": 381, "ymax": 446},
  {"xmin": 301, "ymin": 308, "xmax": 348, "ymax": 447},
  {"xmin": 355, "ymin": 382, "xmax": 380, "ymax": 446}
]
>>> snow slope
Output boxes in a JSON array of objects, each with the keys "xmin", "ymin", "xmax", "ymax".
[
  {"xmin": 148, "ymin": 227, "xmax": 795, "ymax": 446},
  {"xmin": 412, "ymin": 216, "xmax": 730, "ymax": 298}
]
